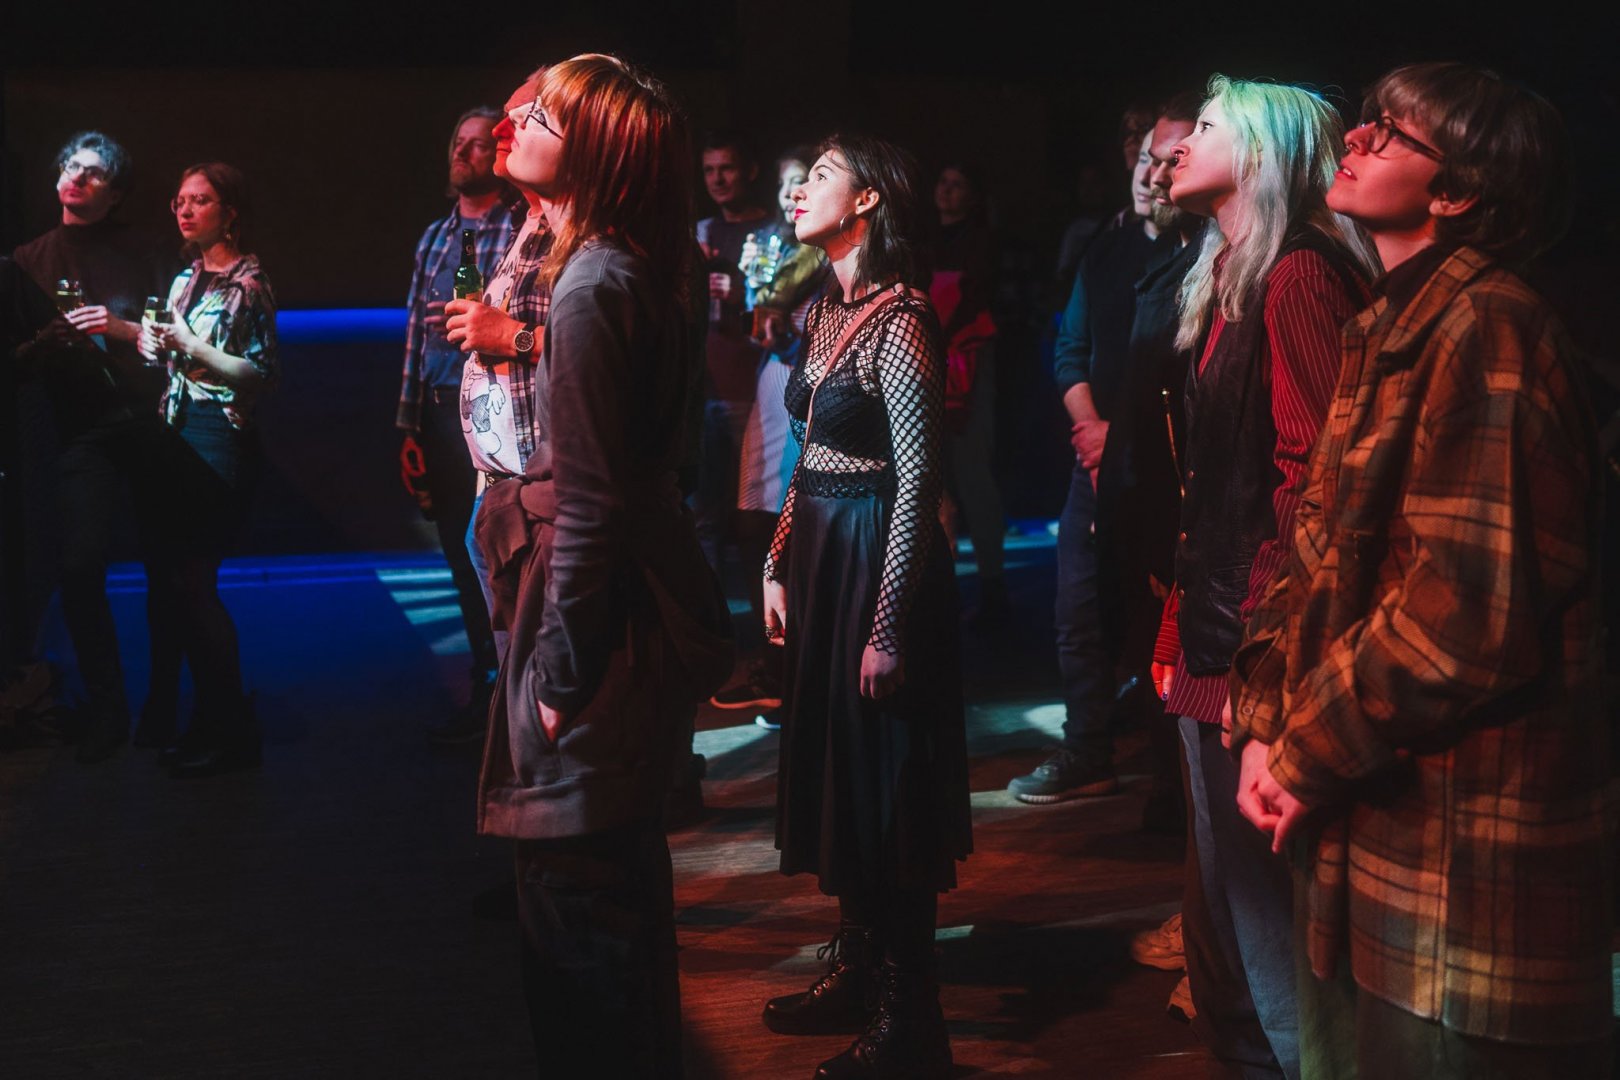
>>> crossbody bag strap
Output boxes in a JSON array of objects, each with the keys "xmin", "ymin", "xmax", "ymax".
[{"xmin": 803, "ymin": 283, "xmax": 923, "ymax": 444}]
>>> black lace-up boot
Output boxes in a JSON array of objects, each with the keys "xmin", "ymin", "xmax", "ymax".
[
  {"xmin": 813, "ymin": 962, "xmax": 951, "ymax": 1080},
  {"xmin": 763, "ymin": 923, "xmax": 880, "ymax": 1035}
]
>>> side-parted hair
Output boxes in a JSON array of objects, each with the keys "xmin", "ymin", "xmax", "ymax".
[
  {"xmin": 56, "ymin": 131, "xmax": 134, "ymax": 195},
  {"xmin": 538, "ymin": 54, "xmax": 692, "ymax": 305},
  {"xmin": 819, "ymin": 132, "xmax": 927, "ymax": 295},
  {"xmin": 1176, "ymin": 75, "xmax": 1380, "ymax": 352},
  {"xmin": 179, "ymin": 161, "xmax": 251, "ymax": 250},
  {"xmin": 1361, "ymin": 62, "xmax": 1571, "ymax": 263}
]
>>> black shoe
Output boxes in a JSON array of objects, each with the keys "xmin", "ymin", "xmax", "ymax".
[
  {"xmin": 168, "ymin": 736, "xmax": 262, "ymax": 778},
  {"xmin": 814, "ymin": 963, "xmax": 952, "ymax": 1079},
  {"xmin": 764, "ymin": 925, "xmax": 880, "ymax": 1036},
  {"xmin": 75, "ymin": 712, "xmax": 129, "ymax": 763},
  {"xmin": 1006, "ymin": 747, "xmax": 1119, "ymax": 804},
  {"xmin": 427, "ymin": 689, "xmax": 491, "ymax": 745},
  {"xmin": 710, "ymin": 665, "xmax": 783, "ymax": 711}
]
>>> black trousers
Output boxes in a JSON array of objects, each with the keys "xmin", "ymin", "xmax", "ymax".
[
  {"xmin": 513, "ymin": 818, "xmax": 683, "ymax": 1079},
  {"xmin": 55, "ymin": 414, "xmax": 163, "ymax": 724},
  {"xmin": 419, "ymin": 393, "xmax": 497, "ymax": 683}
]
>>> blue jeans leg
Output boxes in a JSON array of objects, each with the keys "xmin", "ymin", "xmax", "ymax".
[
  {"xmin": 1054, "ymin": 460, "xmax": 1111, "ymax": 763},
  {"xmin": 1181, "ymin": 715, "xmax": 1300, "ymax": 1080},
  {"xmin": 465, "ymin": 491, "xmax": 508, "ymax": 666}
]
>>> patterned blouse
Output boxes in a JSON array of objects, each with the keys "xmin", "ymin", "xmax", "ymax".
[{"xmin": 160, "ymin": 254, "xmax": 278, "ymax": 429}]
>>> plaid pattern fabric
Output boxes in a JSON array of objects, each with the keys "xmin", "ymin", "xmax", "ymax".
[
  {"xmin": 397, "ymin": 196, "xmax": 525, "ymax": 432},
  {"xmin": 1231, "ymin": 247, "xmax": 1612, "ymax": 1044},
  {"xmin": 478, "ymin": 218, "xmax": 553, "ymax": 473}
]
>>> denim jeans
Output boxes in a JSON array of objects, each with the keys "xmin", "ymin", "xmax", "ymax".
[
  {"xmin": 1053, "ymin": 460, "xmax": 1112, "ymax": 762},
  {"xmin": 420, "ymin": 395, "xmax": 497, "ymax": 683},
  {"xmin": 513, "ymin": 819, "xmax": 683, "ymax": 1078},
  {"xmin": 464, "ymin": 490, "xmax": 508, "ymax": 664},
  {"xmin": 1181, "ymin": 715, "xmax": 1300, "ymax": 1079}
]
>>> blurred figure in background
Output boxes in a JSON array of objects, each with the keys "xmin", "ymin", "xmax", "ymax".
[
  {"xmin": 12, "ymin": 130, "xmax": 172, "ymax": 762},
  {"xmin": 138, "ymin": 162, "xmax": 278, "ymax": 778},
  {"xmin": 396, "ymin": 105, "xmax": 525, "ymax": 744}
]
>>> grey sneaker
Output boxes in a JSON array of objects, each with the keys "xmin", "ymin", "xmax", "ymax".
[{"xmin": 1007, "ymin": 748, "xmax": 1119, "ymax": 804}]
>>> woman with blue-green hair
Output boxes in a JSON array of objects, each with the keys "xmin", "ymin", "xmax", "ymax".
[{"xmin": 1147, "ymin": 74, "xmax": 1376, "ymax": 1080}]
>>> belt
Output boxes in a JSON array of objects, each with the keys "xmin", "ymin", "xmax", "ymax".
[{"xmin": 429, "ymin": 385, "xmax": 460, "ymax": 406}]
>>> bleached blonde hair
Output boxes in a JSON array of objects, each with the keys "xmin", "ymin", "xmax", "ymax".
[{"xmin": 1175, "ymin": 75, "xmax": 1379, "ymax": 352}]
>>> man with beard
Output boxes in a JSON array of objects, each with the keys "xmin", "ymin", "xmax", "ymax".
[
  {"xmin": 397, "ymin": 106, "xmax": 525, "ymax": 743},
  {"xmin": 1008, "ymin": 94, "xmax": 1201, "ymax": 809}
]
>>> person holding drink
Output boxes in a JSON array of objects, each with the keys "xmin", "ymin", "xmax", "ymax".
[
  {"xmin": 12, "ymin": 130, "xmax": 172, "ymax": 762},
  {"xmin": 136, "ymin": 162, "xmax": 277, "ymax": 777},
  {"xmin": 395, "ymin": 105, "xmax": 525, "ymax": 743}
]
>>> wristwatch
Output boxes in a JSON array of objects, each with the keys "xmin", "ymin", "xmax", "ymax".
[{"xmin": 511, "ymin": 323, "xmax": 538, "ymax": 360}]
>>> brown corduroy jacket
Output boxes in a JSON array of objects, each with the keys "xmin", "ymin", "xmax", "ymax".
[{"xmin": 1230, "ymin": 245, "xmax": 1613, "ymax": 1045}]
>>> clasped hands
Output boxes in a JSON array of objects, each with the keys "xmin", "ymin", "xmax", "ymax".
[
  {"xmin": 1228, "ymin": 698, "xmax": 1308, "ymax": 854},
  {"xmin": 762, "ymin": 577, "xmax": 904, "ymax": 699}
]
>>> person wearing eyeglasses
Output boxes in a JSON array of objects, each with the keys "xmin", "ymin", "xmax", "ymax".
[
  {"xmin": 1147, "ymin": 76, "xmax": 1380, "ymax": 1079},
  {"xmin": 1228, "ymin": 63, "xmax": 1611, "ymax": 1079},
  {"xmin": 396, "ymin": 105, "xmax": 526, "ymax": 745},
  {"xmin": 11, "ymin": 130, "xmax": 173, "ymax": 763},
  {"xmin": 472, "ymin": 54, "xmax": 729, "ymax": 1078},
  {"xmin": 136, "ymin": 162, "xmax": 276, "ymax": 778}
]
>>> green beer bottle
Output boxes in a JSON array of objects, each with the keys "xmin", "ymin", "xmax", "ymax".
[{"xmin": 453, "ymin": 230, "xmax": 482, "ymax": 301}]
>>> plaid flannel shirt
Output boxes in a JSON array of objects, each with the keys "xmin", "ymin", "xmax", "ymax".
[
  {"xmin": 1230, "ymin": 246, "xmax": 1612, "ymax": 1045},
  {"xmin": 397, "ymin": 195, "xmax": 525, "ymax": 432},
  {"xmin": 473, "ymin": 215, "xmax": 553, "ymax": 474}
]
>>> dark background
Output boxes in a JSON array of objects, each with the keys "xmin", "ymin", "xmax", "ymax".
[{"xmin": 4, "ymin": 0, "xmax": 1616, "ymax": 553}]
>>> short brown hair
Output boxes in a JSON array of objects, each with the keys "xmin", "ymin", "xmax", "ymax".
[{"xmin": 1363, "ymin": 63, "xmax": 1571, "ymax": 263}]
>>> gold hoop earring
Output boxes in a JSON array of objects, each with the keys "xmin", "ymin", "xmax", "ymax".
[{"xmin": 838, "ymin": 211, "xmax": 863, "ymax": 248}]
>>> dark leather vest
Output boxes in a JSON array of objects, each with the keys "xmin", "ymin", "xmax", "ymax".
[{"xmin": 1175, "ymin": 231, "xmax": 1363, "ymax": 675}]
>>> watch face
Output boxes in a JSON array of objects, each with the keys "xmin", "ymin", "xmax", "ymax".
[{"xmin": 514, "ymin": 328, "xmax": 535, "ymax": 354}]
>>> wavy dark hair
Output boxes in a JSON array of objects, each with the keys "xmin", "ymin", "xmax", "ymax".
[
  {"xmin": 818, "ymin": 132, "xmax": 927, "ymax": 296},
  {"xmin": 1362, "ymin": 62, "xmax": 1572, "ymax": 263},
  {"xmin": 537, "ymin": 54, "xmax": 692, "ymax": 305},
  {"xmin": 56, "ymin": 130, "xmax": 134, "ymax": 195},
  {"xmin": 177, "ymin": 161, "xmax": 251, "ymax": 252}
]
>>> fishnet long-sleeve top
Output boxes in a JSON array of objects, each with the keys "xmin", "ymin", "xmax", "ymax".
[{"xmin": 763, "ymin": 289, "xmax": 945, "ymax": 657}]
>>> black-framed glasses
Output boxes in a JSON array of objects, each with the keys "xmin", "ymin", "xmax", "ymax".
[
  {"xmin": 522, "ymin": 99, "xmax": 561, "ymax": 139},
  {"xmin": 60, "ymin": 160, "xmax": 110, "ymax": 183},
  {"xmin": 1354, "ymin": 115, "xmax": 1444, "ymax": 163}
]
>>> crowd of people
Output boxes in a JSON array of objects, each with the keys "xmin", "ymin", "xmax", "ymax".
[{"xmin": 2, "ymin": 49, "xmax": 1613, "ymax": 1080}]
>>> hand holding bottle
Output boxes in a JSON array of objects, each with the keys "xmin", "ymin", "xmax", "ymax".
[{"xmin": 444, "ymin": 298, "xmax": 526, "ymax": 357}]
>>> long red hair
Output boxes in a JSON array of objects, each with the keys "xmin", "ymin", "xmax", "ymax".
[{"xmin": 538, "ymin": 54, "xmax": 692, "ymax": 304}]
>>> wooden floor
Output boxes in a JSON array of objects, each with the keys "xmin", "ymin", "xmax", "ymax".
[{"xmin": 0, "ymin": 536, "xmax": 1213, "ymax": 1078}]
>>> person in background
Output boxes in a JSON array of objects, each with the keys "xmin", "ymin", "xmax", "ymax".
[
  {"xmin": 1149, "ymin": 76, "xmax": 1378, "ymax": 1079},
  {"xmin": 1233, "ymin": 62, "xmax": 1612, "ymax": 1080},
  {"xmin": 138, "ymin": 162, "xmax": 278, "ymax": 778},
  {"xmin": 762, "ymin": 133, "xmax": 970, "ymax": 1080},
  {"xmin": 1052, "ymin": 100, "xmax": 1159, "ymax": 305},
  {"xmin": 396, "ymin": 105, "xmax": 526, "ymax": 744},
  {"xmin": 12, "ymin": 130, "xmax": 171, "ymax": 762},
  {"xmin": 715, "ymin": 146, "xmax": 829, "ymax": 725},
  {"xmin": 693, "ymin": 130, "xmax": 783, "ymax": 585},
  {"xmin": 1008, "ymin": 95, "xmax": 1199, "ymax": 808},
  {"xmin": 927, "ymin": 160, "xmax": 1006, "ymax": 625}
]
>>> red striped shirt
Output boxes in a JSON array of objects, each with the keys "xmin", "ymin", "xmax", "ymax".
[{"xmin": 1155, "ymin": 249, "xmax": 1365, "ymax": 724}]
